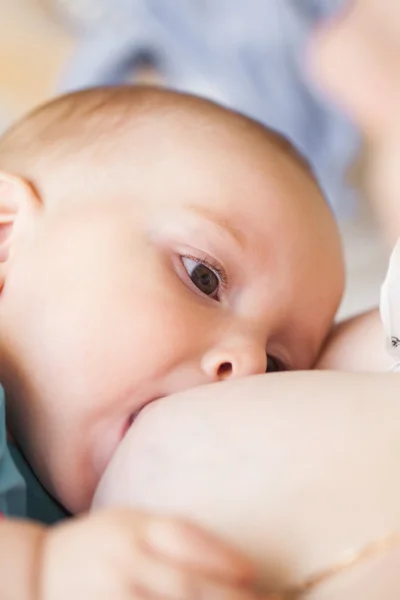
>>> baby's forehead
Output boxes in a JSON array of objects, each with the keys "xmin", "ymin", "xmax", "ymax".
[
  {"xmin": 0, "ymin": 86, "xmax": 309, "ymax": 175},
  {"xmin": 0, "ymin": 87, "xmax": 319, "ymax": 231}
]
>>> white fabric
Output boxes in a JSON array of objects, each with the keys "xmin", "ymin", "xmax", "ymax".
[{"xmin": 380, "ymin": 240, "xmax": 400, "ymax": 371}]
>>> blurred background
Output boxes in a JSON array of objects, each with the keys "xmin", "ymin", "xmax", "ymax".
[
  {"xmin": 0, "ymin": 0, "xmax": 72, "ymax": 123},
  {"xmin": 0, "ymin": 0, "xmax": 389, "ymax": 319}
]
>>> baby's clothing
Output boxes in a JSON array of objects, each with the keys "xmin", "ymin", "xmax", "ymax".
[
  {"xmin": 0, "ymin": 388, "xmax": 25, "ymax": 518},
  {"xmin": 0, "ymin": 387, "xmax": 68, "ymax": 524},
  {"xmin": 380, "ymin": 240, "xmax": 400, "ymax": 372}
]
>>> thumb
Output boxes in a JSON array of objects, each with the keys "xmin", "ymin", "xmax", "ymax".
[{"xmin": 144, "ymin": 516, "xmax": 256, "ymax": 583}]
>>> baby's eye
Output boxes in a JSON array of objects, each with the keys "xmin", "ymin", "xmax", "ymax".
[
  {"xmin": 182, "ymin": 257, "xmax": 220, "ymax": 298},
  {"xmin": 266, "ymin": 355, "xmax": 285, "ymax": 373}
]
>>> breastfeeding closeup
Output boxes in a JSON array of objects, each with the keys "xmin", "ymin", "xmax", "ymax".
[{"xmin": 0, "ymin": 1, "xmax": 400, "ymax": 599}]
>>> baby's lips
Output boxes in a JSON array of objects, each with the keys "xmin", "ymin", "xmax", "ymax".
[
  {"xmin": 132, "ymin": 395, "xmax": 164, "ymax": 423},
  {"xmin": 124, "ymin": 395, "xmax": 165, "ymax": 436}
]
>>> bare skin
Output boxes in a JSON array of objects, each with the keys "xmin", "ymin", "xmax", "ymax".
[
  {"xmin": 0, "ymin": 87, "xmax": 343, "ymax": 514},
  {"xmin": 1, "ymin": 511, "xmax": 260, "ymax": 600},
  {"xmin": 94, "ymin": 371, "xmax": 400, "ymax": 599},
  {"xmin": 94, "ymin": 5, "xmax": 400, "ymax": 598},
  {"xmin": 0, "ymin": 87, "xmax": 343, "ymax": 599},
  {"xmin": 4, "ymin": 5, "xmax": 400, "ymax": 588},
  {"xmin": 316, "ymin": 308, "xmax": 391, "ymax": 372}
]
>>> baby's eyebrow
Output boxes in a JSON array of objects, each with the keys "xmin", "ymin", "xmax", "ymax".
[{"xmin": 185, "ymin": 205, "xmax": 247, "ymax": 251}]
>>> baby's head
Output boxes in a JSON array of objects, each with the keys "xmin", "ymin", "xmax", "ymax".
[{"xmin": 0, "ymin": 87, "xmax": 344, "ymax": 513}]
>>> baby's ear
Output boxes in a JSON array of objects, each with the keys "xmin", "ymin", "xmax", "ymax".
[{"xmin": 0, "ymin": 172, "xmax": 41, "ymax": 290}]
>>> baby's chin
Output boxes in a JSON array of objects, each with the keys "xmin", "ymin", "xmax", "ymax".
[
  {"xmin": 51, "ymin": 425, "xmax": 129, "ymax": 514},
  {"xmin": 51, "ymin": 464, "xmax": 98, "ymax": 515}
]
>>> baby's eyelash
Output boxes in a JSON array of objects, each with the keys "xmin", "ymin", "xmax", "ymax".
[{"xmin": 183, "ymin": 253, "xmax": 229, "ymax": 291}]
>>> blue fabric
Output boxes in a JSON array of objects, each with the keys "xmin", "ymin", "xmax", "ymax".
[
  {"xmin": 0, "ymin": 387, "xmax": 26, "ymax": 517},
  {"xmin": 8, "ymin": 444, "xmax": 69, "ymax": 525},
  {"xmin": 60, "ymin": 0, "xmax": 359, "ymax": 217},
  {"xmin": 0, "ymin": 386, "xmax": 68, "ymax": 524}
]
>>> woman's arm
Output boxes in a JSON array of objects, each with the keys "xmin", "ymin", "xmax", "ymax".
[
  {"xmin": 316, "ymin": 308, "xmax": 393, "ymax": 372},
  {"xmin": 94, "ymin": 370, "xmax": 400, "ymax": 598}
]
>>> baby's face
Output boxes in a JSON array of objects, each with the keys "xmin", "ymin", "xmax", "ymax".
[{"xmin": 1, "ymin": 112, "xmax": 343, "ymax": 512}]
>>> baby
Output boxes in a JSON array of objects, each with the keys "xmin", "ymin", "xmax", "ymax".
[
  {"xmin": 0, "ymin": 86, "xmax": 344, "ymax": 598},
  {"xmin": 92, "ymin": 3, "xmax": 400, "ymax": 598}
]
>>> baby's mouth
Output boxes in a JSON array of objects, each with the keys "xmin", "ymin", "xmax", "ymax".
[
  {"xmin": 127, "ymin": 396, "xmax": 162, "ymax": 430},
  {"xmin": 128, "ymin": 410, "xmax": 140, "ymax": 427},
  {"xmin": 93, "ymin": 398, "xmax": 162, "ymax": 484}
]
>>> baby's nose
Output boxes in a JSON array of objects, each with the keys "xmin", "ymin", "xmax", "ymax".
[{"xmin": 201, "ymin": 339, "xmax": 267, "ymax": 382}]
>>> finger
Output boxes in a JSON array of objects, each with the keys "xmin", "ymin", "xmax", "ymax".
[
  {"xmin": 142, "ymin": 516, "xmax": 255, "ymax": 584},
  {"xmin": 133, "ymin": 583, "xmax": 263, "ymax": 600},
  {"xmin": 132, "ymin": 560, "xmax": 262, "ymax": 600}
]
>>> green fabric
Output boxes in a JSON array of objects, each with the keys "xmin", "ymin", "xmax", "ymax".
[
  {"xmin": 8, "ymin": 444, "xmax": 69, "ymax": 525},
  {"xmin": 0, "ymin": 386, "xmax": 69, "ymax": 524},
  {"xmin": 0, "ymin": 389, "xmax": 26, "ymax": 518}
]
